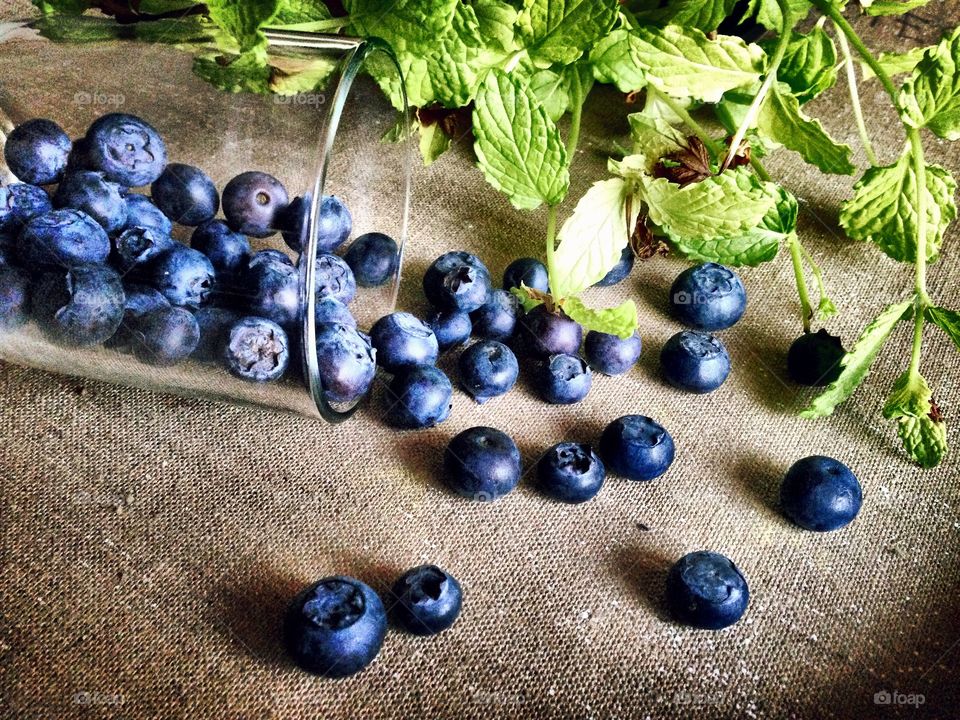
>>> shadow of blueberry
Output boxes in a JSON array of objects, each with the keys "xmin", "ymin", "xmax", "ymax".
[
  {"xmin": 731, "ymin": 455, "xmax": 792, "ymax": 524},
  {"xmin": 608, "ymin": 544, "xmax": 673, "ymax": 622}
]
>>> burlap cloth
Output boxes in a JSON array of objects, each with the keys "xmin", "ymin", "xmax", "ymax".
[{"xmin": 2, "ymin": 2, "xmax": 959, "ymax": 718}]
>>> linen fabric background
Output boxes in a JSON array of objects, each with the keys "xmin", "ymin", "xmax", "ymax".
[{"xmin": 1, "ymin": 1, "xmax": 959, "ymax": 718}]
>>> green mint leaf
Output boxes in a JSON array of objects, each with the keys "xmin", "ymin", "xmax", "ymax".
[
  {"xmin": 898, "ymin": 28, "xmax": 960, "ymax": 140},
  {"xmin": 418, "ymin": 121, "xmax": 452, "ymax": 166},
  {"xmin": 272, "ymin": 0, "xmax": 332, "ymax": 24},
  {"xmin": 525, "ymin": 66, "xmax": 571, "ymax": 121},
  {"xmin": 474, "ymin": 0, "xmax": 519, "ymax": 52},
  {"xmin": 839, "ymin": 148, "xmax": 958, "ymax": 263},
  {"xmin": 608, "ymin": 153, "xmax": 652, "ymax": 180},
  {"xmin": 193, "ymin": 50, "xmax": 272, "ymax": 93},
  {"xmin": 472, "ymin": 70, "xmax": 570, "ymax": 210},
  {"xmin": 562, "ymin": 297, "xmax": 639, "ymax": 339},
  {"xmin": 633, "ymin": 0, "xmax": 738, "ymax": 33},
  {"xmin": 627, "ymin": 113, "xmax": 689, "ymax": 160},
  {"xmin": 764, "ymin": 26, "xmax": 837, "ymax": 104},
  {"xmin": 206, "ymin": 0, "xmax": 280, "ymax": 52},
  {"xmin": 862, "ymin": 47, "xmax": 928, "ymax": 80},
  {"xmin": 510, "ymin": 285, "xmax": 547, "ymax": 312},
  {"xmin": 897, "ymin": 414, "xmax": 947, "ymax": 468},
  {"xmin": 644, "ymin": 168, "xmax": 776, "ymax": 244},
  {"xmin": 745, "ymin": 0, "xmax": 811, "ymax": 31},
  {"xmin": 269, "ymin": 55, "xmax": 337, "ymax": 94},
  {"xmin": 590, "ymin": 27, "xmax": 647, "ymax": 92},
  {"xmin": 626, "ymin": 25, "xmax": 765, "ymax": 103},
  {"xmin": 925, "ymin": 306, "xmax": 960, "ymax": 351},
  {"xmin": 517, "ymin": 0, "xmax": 619, "ymax": 67},
  {"xmin": 860, "ymin": 0, "xmax": 934, "ymax": 16},
  {"xmin": 756, "ymin": 83, "xmax": 855, "ymax": 175},
  {"xmin": 800, "ymin": 299, "xmax": 914, "ymax": 419},
  {"xmin": 552, "ymin": 178, "xmax": 636, "ymax": 298},
  {"xmin": 883, "ymin": 370, "xmax": 933, "ymax": 420}
]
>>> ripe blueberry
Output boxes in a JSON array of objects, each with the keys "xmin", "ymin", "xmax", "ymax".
[
  {"xmin": 389, "ymin": 565, "xmax": 462, "ymax": 635},
  {"xmin": 594, "ymin": 246, "xmax": 634, "ymax": 287},
  {"xmin": 518, "ymin": 305, "xmax": 582, "ymax": 358},
  {"xmin": 502, "ymin": 257, "xmax": 548, "ymax": 293},
  {"xmin": 444, "ymin": 426, "xmax": 521, "ymax": 501},
  {"xmin": 584, "ymin": 330, "xmax": 642, "ymax": 376},
  {"xmin": 0, "ymin": 183, "xmax": 53, "ymax": 233},
  {"xmin": 122, "ymin": 193, "xmax": 173, "ymax": 237},
  {"xmin": 535, "ymin": 353, "xmax": 592, "ymax": 404},
  {"xmin": 314, "ymin": 297, "xmax": 356, "ymax": 329},
  {"xmin": 191, "ymin": 220, "xmax": 252, "ymax": 277},
  {"xmin": 85, "ymin": 113, "xmax": 167, "ymax": 187},
  {"xmin": 106, "ymin": 283, "xmax": 170, "ymax": 353},
  {"xmin": 470, "ymin": 289, "xmax": 518, "ymax": 341},
  {"xmin": 32, "ymin": 265, "xmax": 125, "ymax": 346},
  {"xmin": 192, "ymin": 306, "xmax": 240, "ymax": 362},
  {"xmin": 315, "ymin": 322, "xmax": 377, "ymax": 404},
  {"xmin": 660, "ymin": 330, "xmax": 731, "ymax": 393},
  {"xmin": 4, "ymin": 118, "xmax": 72, "ymax": 185},
  {"xmin": 247, "ymin": 259, "xmax": 300, "ymax": 328},
  {"xmin": 384, "ymin": 365, "xmax": 453, "ymax": 429},
  {"xmin": 422, "ymin": 251, "xmax": 491, "ymax": 312},
  {"xmin": 780, "ymin": 455, "xmax": 862, "ymax": 531},
  {"xmin": 225, "ymin": 316, "xmax": 289, "ymax": 382},
  {"xmin": 599, "ymin": 415, "xmax": 675, "ymax": 481},
  {"xmin": 787, "ymin": 329, "xmax": 845, "ymax": 386},
  {"xmin": 222, "ymin": 171, "xmax": 289, "ymax": 238},
  {"xmin": 344, "ymin": 231, "xmax": 398, "ymax": 287},
  {"xmin": 370, "ymin": 311, "xmax": 439, "ymax": 372},
  {"xmin": 313, "ymin": 253, "xmax": 356, "ymax": 305},
  {"xmin": 458, "ymin": 339, "xmax": 518, "ymax": 403},
  {"xmin": 53, "ymin": 171, "xmax": 127, "ymax": 234},
  {"xmin": 148, "ymin": 246, "xmax": 215, "ymax": 308},
  {"xmin": 18, "ymin": 208, "xmax": 111, "ymax": 267},
  {"xmin": 666, "ymin": 551, "xmax": 749, "ymax": 630},
  {"xmin": 280, "ymin": 194, "xmax": 352, "ymax": 253},
  {"xmin": 112, "ymin": 227, "xmax": 176, "ymax": 272},
  {"xmin": 427, "ymin": 308, "xmax": 472, "ymax": 351},
  {"xmin": 131, "ymin": 306, "xmax": 200, "ymax": 367},
  {"xmin": 669, "ymin": 262, "xmax": 747, "ymax": 331},
  {"xmin": 151, "ymin": 163, "xmax": 219, "ymax": 226},
  {"xmin": 536, "ymin": 442, "xmax": 605, "ymax": 503}
]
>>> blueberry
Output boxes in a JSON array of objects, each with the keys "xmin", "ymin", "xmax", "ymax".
[
  {"xmin": 314, "ymin": 323, "xmax": 377, "ymax": 404},
  {"xmin": 246, "ymin": 256, "xmax": 300, "ymax": 328},
  {"xmin": 535, "ymin": 353, "xmax": 592, "ymax": 404},
  {"xmin": 599, "ymin": 415, "xmax": 675, "ymax": 482},
  {"xmin": 384, "ymin": 365, "xmax": 453, "ymax": 429},
  {"xmin": 222, "ymin": 171, "xmax": 288, "ymax": 238},
  {"xmin": 151, "ymin": 163, "xmax": 219, "ymax": 226},
  {"xmin": 502, "ymin": 257, "xmax": 548, "ymax": 293},
  {"xmin": 389, "ymin": 565, "xmax": 462, "ymax": 635},
  {"xmin": 458, "ymin": 339, "xmax": 518, "ymax": 403},
  {"xmin": 121, "ymin": 193, "xmax": 173, "ymax": 236},
  {"xmin": 106, "ymin": 283, "xmax": 170, "ymax": 352},
  {"xmin": 536, "ymin": 442, "xmax": 605, "ymax": 503},
  {"xmin": 660, "ymin": 330, "xmax": 731, "ymax": 393},
  {"xmin": 584, "ymin": 330, "xmax": 642, "ymax": 376},
  {"xmin": 283, "ymin": 576, "xmax": 387, "ymax": 678},
  {"xmin": 280, "ymin": 194, "xmax": 353, "ymax": 253},
  {"xmin": 32, "ymin": 265, "xmax": 125, "ymax": 346},
  {"xmin": 370, "ymin": 311, "xmax": 439, "ymax": 372},
  {"xmin": 249, "ymin": 248, "xmax": 294, "ymax": 271},
  {"xmin": 17, "ymin": 209, "xmax": 111, "ymax": 267},
  {"xmin": 428, "ymin": 308, "xmax": 472, "ymax": 351},
  {"xmin": 0, "ymin": 183, "xmax": 53, "ymax": 233},
  {"xmin": 344, "ymin": 231, "xmax": 398, "ymax": 287},
  {"xmin": 53, "ymin": 171, "xmax": 127, "ymax": 234},
  {"xmin": 225, "ymin": 316, "xmax": 289, "ymax": 382},
  {"xmin": 518, "ymin": 305, "xmax": 582, "ymax": 358},
  {"xmin": 313, "ymin": 253, "xmax": 356, "ymax": 305},
  {"xmin": 470, "ymin": 289, "xmax": 518, "ymax": 341},
  {"xmin": 148, "ymin": 246, "xmax": 215, "ymax": 308},
  {"xmin": 666, "ymin": 551, "xmax": 749, "ymax": 630},
  {"xmin": 787, "ymin": 329, "xmax": 845, "ymax": 386},
  {"xmin": 0, "ymin": 266, "xmax": 31, "ymax": 329},
  {"xmin": 422, "ymin": 251, "xmax": 491, "ymax": 312},
  {"xmin": 314, "ymin": 297, "xmax": 356, "ymax": 328},
  {"xmin": 85, "ymin": 113, "xmax": 167, "ymax": 187},
  {"xmin": 112, "ymin": 227, "xmax": 176, "ymax": 272},
  {"xmin": 594, "ymin": 246, "xmax": 634, "ymax": 287},
  {"xmin": 192, "ymin": 306, "xmax": 240, "ymax": 362},
  {"xmin": 444, "ymin": 426, "xmax": 521, "ymax": 501},
  {"xmin": 131, "ymin": 306, "xmax": 200, "ymax": 367},
  {"xmin": 190, "ymin": 220, "xmax": 251, "ymax": 277},
  {"xmin": 669, "ymin": 262, "xmax": 747, "ymax": 331},
  {"xmin": 4, "ymin": 119, "xmax": 71, "ymax": 185},
  {"xmin": 780, "ymin": 455, "xmax": 862, "ymax": 531}
]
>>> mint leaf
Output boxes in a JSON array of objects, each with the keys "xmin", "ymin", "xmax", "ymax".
[
  {"xmin": 269, "ymin": 56, "xmax": 337, "ymax": 94},
  {"xmin": 861, "ymin": 0, "xmax": 934, "ymax": 16},
  {"xmin": 745, "ymin": 0, "xmax": 811, "ymax": 31},
  {"xmin": 472, "ymin": 70, "xmax": 570, "ymax": 210},
  {"xmin": 206, "ymin": 0, "xmax": 280, "ymax": 52},
  {"xmin": 193, "ymin": 51, "xmax": 272, "ymax": 93},
  {"xmin": 800, "ymin": 299, "xmax": 913, "ymax": 418},
  {"xmin": 766, "ymin": 27, "xmax": 837, "ymax": 104},
  {"xmin": 633, "ymin": 0, "xmax": 737, "ymax": 33},
  {"xmin": 839, "ymin": 149, "xmax": 958, "ymax": 263},
  {"xmin": 562, "ymin": 297, "xmax": 639, "ymax": 338},
  {"xmin": 925, "ymin": 306, "xmax": 960, "ymax": 351},
  {"xmin": 272, "ymin": 0, "xmax": 332, "ymax": 24},
  {"xmin": 897, "ymin": 414, "xmax": 947, "ymax": 468},
  {"xmin": 756, "ymin": 83, "xmax": 855, "ymax": 175},
  {"xmin": 884, "ymin": 370, "xmax": 933, "ymax": 419},
  {"xmin": 474, "ymin": 0, "xmax": 519, "ymax": 52},
  {"xmin": 627, "ymin": 113, "xmax": 688, "ymax": 160},
  {"xmin": 517, "ymin": 0, "xmax": 619, "ymax": 67},
  {"xmin": 862, "ymin": 47, "xmax": 928, "ymax": 80},
  {"xmin": 590, "ymin": 27, "xmax": 647, "ymax": 92},
  {"xmin": 552, "ymin": 178, "xmax": 637, "ymax": 298},
  {"xmin": 418, "ymin": 121, "xmax": 451, "ymax": 166},
  {"xmin": 525, "ymin": 66, "xmax": 570, "ymax": 121},
  {"xmin": 898, "ymin": 28, "xmax": 960, "ymax": 140}
]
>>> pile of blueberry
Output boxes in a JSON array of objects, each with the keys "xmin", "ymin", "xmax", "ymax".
[{"xmin": 0, "ymin": 113, "xmax": 397, "ymax": 401}]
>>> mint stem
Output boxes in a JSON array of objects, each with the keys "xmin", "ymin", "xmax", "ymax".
[
  {"xmin": 834, "ymin": 23, "xmax": 879, "ymax": 166},
  {"xmin": 789, "ymin": 235, "xmax": 814, "ymax": 333},
  {"xmin": 648, "ymin": 86, "xmax": 723, "ymax": 157},
  {"xmin": 545, "ymin": 204, "xmax": 558, "ymax": 297}
]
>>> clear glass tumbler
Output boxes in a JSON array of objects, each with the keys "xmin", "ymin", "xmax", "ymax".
[{"xmin": 0, "ymin": 15, "xmax": 413, "ymax": 421}]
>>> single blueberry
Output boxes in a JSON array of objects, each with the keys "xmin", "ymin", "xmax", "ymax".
[
  {"xmin": 283, "ymin": 576, "xmax": 387, "ymax": 678},
  {"xmin": 536, "ymin": 442, "xmax": 605, "ymax": 504},
  {"xmin": 225, "ymin": 316, "xmax": 289, "ymax": 382},
  {"xmin": 281, "ymin": 194, "xmax": 353, "ymax": 253},
  {"xmin": 112, "ymin": 227, "xmax": 176, "ymax": 272},
  {"xmin": 85, "ymin": 113, "xmax": 167, "ymax": 187},
  {"xmin": 106, "ymin": 283, "xmax": 170, "ymax": 352},
  {"xmin": 344, "ymin": 231, "xmax": 398, "ymax": 287},
  {"xmin": 787, "ymin": 329, "xmax": 845, "ymax": 387},
  {"xmin": 666, "ymin": 551, "xmax": 749, "ymax": 630},
  {"xmin": 470, "ymin": 289, "xmax": 518, "ymax": 341},
  {"xmin": 53, "ymin": 171, "xmax": 127, "ymax": 234},
  {"xmin": 148, "ymin": 246, "xmax": 215, "ymax": 308},
  {"xmin": 422, "ymin": 251, "xmax": 491, "ymax": 313},
  {"xmin": 31, "ymin": 264, "xmax": 125, "ymax": 346},
  {"xmin": 502, "ymin": 257, "xmax": 548, "ymax": 293},
  {"xmin": 384, "ymin": 365, "xmax": 453, "ymax": 429},
  {"xmin": 444, "ymin": 426, "xmax": 521, "ymax": 501},
  {"xmin": 17, "ymin": 208, "xmax": 111, "ymax": 267},
  {"xmin": 669, "ymin": 262, "xmax": 747, "ymax": 331},
  {"xmin": 458, "ymin": 339, "xmax": 518, "ymax": 403},
  {"xmin": 0, "ymin": 183, "xmax": 53, "ymax": 234},
  {"xmin": 222, "ymin": 171, "xmax": 289, "ymax": 238},
  {"xmin": 584, "ymin": 330, "xmax": 642, "ymax": 376},
  {"xmin": 314, "ymin": 297, "xmax": 356, "ymax": 329},
  {"xmin": 192, "ymin": 306, "xmax": 241, "ymax": 362},
  {"xmin": 428, "ymin": 308, "xmax": 472, "ymax": 351},
  {"xmin": 594, "ymin": 246, "xmax": 634, "ymax": 287},
  {"xmin": 131, "ymin": 306, "xmax": 200, "ymax": 367},
  {"xmin": 313, "ymin": 253, "xmax": 356, "ymax": 305},
  {"xmin": 121, "ymin": 193, "xmax": 173, "ymax": 237},
  {"xmin": 0, "ymin": 266, "xmax": 31, "ymax": 329},
  {"xmin": 248, "ymin": 248, "xmax": 294, "ymax": 271},
  {"xmin": 5, "ymin": 119, "xmax": 72, "ymax": 185},
  {"xmin": 151, "ymin": 163, "xmax": 219, "ymax": 226},
  {"xmin": 780, "ymin": 455, "xmax": 862, "ymax": 532},
  {"xmin": 246, "ymin": 256, "xmax": 300, "ymax": 328},
  {"xmin": 660, "ymin": 330, "xmax": 731, "ymax": 394},
  {"xmin": 518, "ymin": 305, "xmax": 582, "ymax": 358},
  {"xmin": 535, "ymin": 353, "xmax": 593, "ymax": 404},
  {"xmin": 369, "ymin": 311, "xmax": 439, "ymax": 372},
  {"xmin": 389, "ymin": 565, "xmax": 462, "ymax": 635},
  {"xmin": 314, "ymin": 322, "xmax": 377, "ymax": 404},
  {"xmin": 599, "ymin": 415, "xmax": 675, "ymax": 482},
  {"xmin": 191, "ymin": 220, "xmax": 251, "ymax": 277}
]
